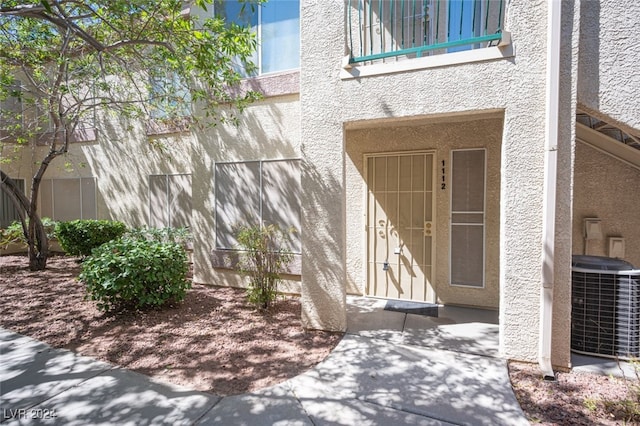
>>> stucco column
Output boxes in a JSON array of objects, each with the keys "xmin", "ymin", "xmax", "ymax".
[
  {"xmin": 298, "ymin": 0, "xmax": 347, "ymax": 331},
  {"xmin": 548, "ymin": 0, "xmax": 581, "ymax": 370}
]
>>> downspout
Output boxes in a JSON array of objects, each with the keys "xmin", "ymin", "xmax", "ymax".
[{"xmin": 540, "ymin": 0, "xmax": 562, "ymax": 381}]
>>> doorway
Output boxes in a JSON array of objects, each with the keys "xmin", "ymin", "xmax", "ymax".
[{"xmin": 366, "ymin": 151, "xmax": 436, "ymax": 302}]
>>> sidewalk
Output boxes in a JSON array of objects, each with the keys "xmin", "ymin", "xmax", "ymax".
[{"xmin": 1, "ymin": 298, "xmax": 529, "ymax": 425}]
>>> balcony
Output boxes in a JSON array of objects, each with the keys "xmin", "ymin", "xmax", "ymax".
[{"xmin": 347, "ymin": 0, "xmax": 507, "ymax": 65}]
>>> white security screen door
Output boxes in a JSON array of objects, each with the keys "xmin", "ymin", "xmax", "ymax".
[{"xmin": 366, "ymin": 152, "xmax": 435, "ymax": 302}]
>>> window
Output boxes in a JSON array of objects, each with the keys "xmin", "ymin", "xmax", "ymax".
[
  {"xmin": 215, "ymin": 0, "xmax": 300, "ymax": 75},
  {"xmin": 450, "ymin": 149, "xmax": 485, "ymax": 287},
  {"xmin": 148, "ymin": 73, "xmax": 191, "ymax": 120},
  {"xmin": 149, "ymin": 174, "xmax": 192, "ymax": 228},
  {"xmin": 39, "ymin": 178, "xmax": 97, "ymax": 221},
  {"xmin": 215, "ymin": 159, "xmax": 300, "ymax": 252},
  {"xmin": 447, "ymin": 0, "xmax": 483, "ymax": 53},
  {"xmin": 0, "ymin": 178, "xmax": 25, "ymax": 228}
]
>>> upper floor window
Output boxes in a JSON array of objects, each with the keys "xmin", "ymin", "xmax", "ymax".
[
  {"xmin": 148, "ymin": 72, "xmax": 191, "ymax": 120},
  {"xmin": 215, "ymin": 0, "xmax": 300, "ymax": 75},
  {"xmin": 347, "ymin": 0, "xmax": 506, "ymax": 65}
]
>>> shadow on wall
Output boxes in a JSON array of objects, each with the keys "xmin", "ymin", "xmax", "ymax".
[
  {"xmin": 80, "ymin": 113, "xmax": 194, "ymax": 227},
  {"xmin": 299, "ymin": 158, "xmax": 347, "ymax": 331},
  {"xmin": 189, "ymin": 96, "xmax": 301, "ymax": 282}
]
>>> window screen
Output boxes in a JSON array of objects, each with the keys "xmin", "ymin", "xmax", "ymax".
[
  {"xmin": 0, "ymin": 178, "xmax": 25, "ymax": 228},
  {"xmin": 149, "ymin": 174, "xmax": 192, "ymax": 228},
  {"xmin": 215, "ymin": 159, "xmax": 301, "ymax": 253},
  {"xmin": 450, "ymin": 149, "xmax": 485, "ymax": 287},
  {"xmin": 40, "ymin": 178, "xmax": 97, "ymax": 221}
]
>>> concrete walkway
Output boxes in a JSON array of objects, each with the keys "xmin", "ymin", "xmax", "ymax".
[{"xmin": 1, "ymin": 298, "xmax": 529, "ymax": 425}]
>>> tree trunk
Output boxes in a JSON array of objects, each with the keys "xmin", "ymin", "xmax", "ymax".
[
  {"xmin": 27, "ymin": 209, "xmax": 49, "ymax": 271},
  {"xmin": 0, "ymin": 171, "xmax": 49, "ymax": 270}
]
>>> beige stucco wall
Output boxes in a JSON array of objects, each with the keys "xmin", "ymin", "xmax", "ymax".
[
  {"xmin": 190, "ymin": 93, "xmax": 301, "ymax": 291},
  {"xmin": 301, "ymin": 1, "xmax": 578, "ymax": 365},
  {"xmin": 2, "ymin": 90, "xmax": 301, "ymax": 292},
  {"xmin": 573, "ymin": 142, "xmax": 640, "ymax": 267},
  {"xmin": 0, "ymin": 114, "xmax": 194, "ymax": 226},
  {"xmin": 345, "ymin": 115, "xmax": 503, "ymax": 309},
  {"xmin": 577, "ymin": 1, "xmax": 640, "ymax": 133}
]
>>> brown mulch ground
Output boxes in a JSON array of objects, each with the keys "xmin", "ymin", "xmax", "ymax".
[
  {"xmin": 0, "ymin": 255, "xmax": 342, "ymax": 396},
  {"xmin": 1, "ymin": 254, "xmax": 638, "ymax": 423},
  {"xmin": 508, "ymin": 361, "xmax": 639, "ymax": 425}
]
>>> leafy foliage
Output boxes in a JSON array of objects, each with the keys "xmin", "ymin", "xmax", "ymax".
[
  {"xmin": 0, "ymin": 217, "xmax": 57, "ymax": 249},
  {"xmin": 56, "ymin": 219, "xmax": 127, "ymax": 256},
  {"xmin": 127, "ymin": 226, "xmax": 192, "ymax": 246},
  {"xmin": 80, "ymin": 235, "xmax": 190, "ymax": 312},
  {"xmin": 0, "ymin": 0, "xmax": 262, "ymax": 131},
  {"xmin": 0, "ymin": 0, "xmax": 262, "ymax": 269},
  {"xmin": 236, "ymin": 224, "xmax": 293, "ymax": 310}
]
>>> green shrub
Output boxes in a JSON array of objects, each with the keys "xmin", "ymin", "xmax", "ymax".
[
  {"xmin": 127, "ymin": 226, "xmax": 192, "ymax": 246},
  {"xmin": 236, "ymin": 224, "xmax": 293, "ymax": 310},
  {"xmin": 79, "ymin": 236, "xmax": 191, "ymax": 312},
  {"xmin": 56, "ymin": 219, "xmax": 127, "ymax": 256},
  {"xmin": 0, "ymin": 218, "xmax": 58, "ymax": 249}
]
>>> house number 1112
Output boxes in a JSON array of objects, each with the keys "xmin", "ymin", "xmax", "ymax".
[{"xmin": 441, "ymin": 159, "xmax": 446, "ymax": 190}]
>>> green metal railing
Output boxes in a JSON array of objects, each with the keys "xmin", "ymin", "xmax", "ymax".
[{"xmin": 347, "ymin": 0, "xmax": 505, "ymax": 64}]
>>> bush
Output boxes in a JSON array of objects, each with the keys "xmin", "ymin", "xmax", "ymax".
[
  {"xmin": 127, "ymin": 226, "xmax": 192, "ymax": 246},
  {"xmin": 0, "ymin": 218, "xmax": 58, "ymax": 249},
  {"xmin": 56, "ymin": 219, "xmax": 127, "ymax": 256},
  {"xmin": 236, "ymin": 224, "xmax": 293, "ymax": 310},
  {"xmin": 79, "ymin": 236, "xmax": 191, "ymax": 312}
]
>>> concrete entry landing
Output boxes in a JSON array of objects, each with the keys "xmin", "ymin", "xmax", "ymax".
[{"xmin": 347, "ymin": 296, "xmax": 500, "ymax": 358}]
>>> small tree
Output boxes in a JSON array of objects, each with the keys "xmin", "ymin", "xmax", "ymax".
[
  {"xmin": 0, "ymin": 0, "xmax": 261, "ymax": 270},
  {"xmin": 236, "ymin": 224, "xmax": 293, "ymax": 310}
]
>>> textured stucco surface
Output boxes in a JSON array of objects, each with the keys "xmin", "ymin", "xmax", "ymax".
[
  {"xmin": 1, "ymin": 114, "xmax": 193, "ymax": 227},
  {"xmin": 573, "ymin": 142, "xmax": 640, "ymax": 267},
  {"xmin": 299, "ymin": 1, "xmax": 581, "ymax": 364},
  {"xmin": 577, "ymin": 1, "xmax": 640, "ymax": 134},
  {"xmin": 345, "ymin": 115, "xmax": 503, "ymax": 309},
  {"xmin": 190, "ymin": 94, "xmax": 301, "ymax": 289},
  {"xmin": 1, "ymin": 94, "xmax": 302, "ymax": 294},
  {"xmin": 299, "ymin": 0, "xmax": 348, "ymax": 332}
]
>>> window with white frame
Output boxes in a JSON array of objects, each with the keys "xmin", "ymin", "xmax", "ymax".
[
  {"xmin": 215, "ymin": 159, "xmax": 300, "ymax": 252},
  {"xmin": 214, "ymin": 0, "xmax": 300, "ymax": 75},
  {"xmin": 149, "ymin": 174, "xmax": 192, "ymax": 228},
  {"xmin": 39, "ymin": 177, "xmax": 97, "ymax": 221},
  {"xmin": 0, "ymin": 178, "xmax": 25, "ymax": 228},
  {"xmin": 450, "ymin": 149, "xmax": 485, "ymax": 287}
]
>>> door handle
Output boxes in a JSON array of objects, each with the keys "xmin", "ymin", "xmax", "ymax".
[{"xmin": 424, "ymin": 221, "xmax": 432, "ymax": 236}]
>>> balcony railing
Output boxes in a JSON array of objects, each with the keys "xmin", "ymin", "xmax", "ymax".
[{"xmin": 347, "ymin": 0, "xmax": 506, "ymax": 65}]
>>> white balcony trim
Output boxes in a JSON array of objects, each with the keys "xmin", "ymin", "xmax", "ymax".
[{"xmin": 341, "ymin": 34, "xmax": 513, "ymax": 80}]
